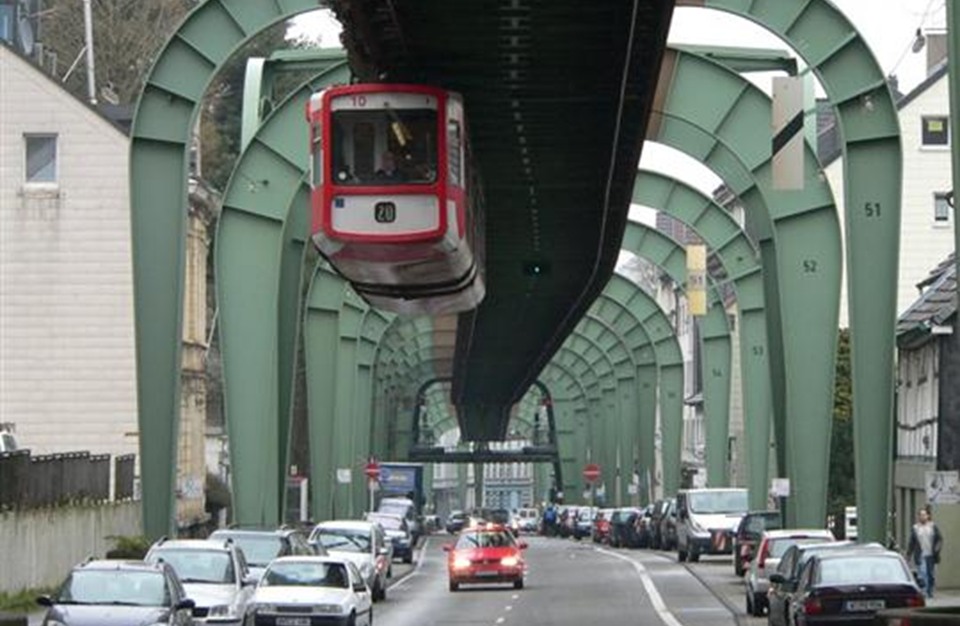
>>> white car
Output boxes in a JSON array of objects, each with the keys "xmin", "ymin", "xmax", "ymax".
[
  {"xmin": 145, "ymin": 537, "xmax": 256, "ymax": 624},
  {"xmin": 245, "ymin": 556, "xmax": 373, "ymax": 626},
  {"xmin": 309, "ymin": 520, "xmax": 391, "ymax": 601},
  {"xmin": 745, "ymin": 528, "xmax": 835, "ymax": 617}
]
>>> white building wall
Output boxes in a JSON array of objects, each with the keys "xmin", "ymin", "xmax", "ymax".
[
  {"xmin": 824, "ymin": 72, "xmax": 954, "ymax": 326},
  {"xmin": 0, "ymin": 46, "xmax": 137, "ymax": 458}
]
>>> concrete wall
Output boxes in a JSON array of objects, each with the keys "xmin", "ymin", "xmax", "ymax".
[
  {"xmin": 930, "ymin": 503, "xmax": 960, "ymax": 590},
  {"xmin": 0, "ymin": 502, "xmax": 141, "ymax": 593}
]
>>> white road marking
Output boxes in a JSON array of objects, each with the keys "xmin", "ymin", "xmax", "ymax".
[
  {"xmin": 596, "ymin": 548, "xmax": 685, "ymax": 626},
  {"xmin": 388, "ymin": 538, "xmax": 430, "ymax": 590},
  {"xmin": 495, "ymin": 618, "xmax": 506, "ymax": 624},
  {"xmin": 512, "ymin": 594, "xmax": 520, "ymax": 600},
  {"xmin": 505, "ymin": 605, "xmax": 513, "ymax": 611}
]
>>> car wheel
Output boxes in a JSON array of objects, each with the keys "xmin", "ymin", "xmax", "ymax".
[
  {"xmin": 689, "ymin": 547, "xmax": 700, "ymax": 563},
  {"xmin": 403, "ymin": 554, "xmax": 413, "ymax": 564},
  {"xmin": 735, "ymin": 559, "xmax": 744, "ymax": 577},
  {"xmin": 514, "ymin": 579, "xmax": 524, "ymax": 590},
  {"xmin": 347, "ymin": 612, "xmax": 357, "ymax": 626},
  {"xmin": 449, "ymin": 580, "xmax": 459, "ymax": 592},
  {"xmin": 677, "ymin": 548, "xmax": 687, "ymax": 562},
  {"xmin": 746, "ymin": 591, "xmax": 754, "ymax": 615},
  {"xmin": 751, "ymin": 593, "xmax": 764, "ymax": 617}
]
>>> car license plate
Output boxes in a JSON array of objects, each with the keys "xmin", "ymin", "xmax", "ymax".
[
  {"xmin": 845, "ymin": 599, "xmax": 885, "ymax": 612},
  {"xmin": 476, "ymin": 570, "xmax": 499, "ymax": 577},
  {"xmin": 276, "ymin": 618, "xmax": 311, "ymax": 626}
]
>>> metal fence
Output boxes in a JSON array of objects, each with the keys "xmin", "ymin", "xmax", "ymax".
[{"xmin": 0, "ymin": 450, "xmax": 135, "ymax": 510}]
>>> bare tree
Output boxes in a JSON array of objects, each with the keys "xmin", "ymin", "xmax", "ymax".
[{"xmin": 39, "ymin": 0, "xmax": 195, "ymax": 104}]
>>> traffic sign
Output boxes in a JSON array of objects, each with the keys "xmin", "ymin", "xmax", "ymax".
[
  {"xmin": 364, "ymin": 460, "xmax": 380, "ymax": 480},
  {"xmin": 583, "ymin": 463, "xmax": 601, "ymax": 482}
]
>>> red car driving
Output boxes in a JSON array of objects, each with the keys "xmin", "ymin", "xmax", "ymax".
[{"xmin": 445, "ymin": 524, "xmax": 527, "ymax": 591}]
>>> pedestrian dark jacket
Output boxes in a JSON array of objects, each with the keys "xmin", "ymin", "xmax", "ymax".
[{"xmin": 907, "ymin": 522, "xmax": 943, "ymax": 564}]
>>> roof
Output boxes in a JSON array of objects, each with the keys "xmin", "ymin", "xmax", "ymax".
[
  {"xmin": 761, "ymin": 529, "xmax": 834, "ymax": 539},
  {"xmin": 78, "ymin": 559, "xmax": 165, "ymax": 572},
  {"xmin": 0, "ymin": 40, "xmax": 130, "ymax": 136},
  {"xmin": 897, "ymin": 253, "xmax": 956, "ymax": 347},
  {"xmin": 151, "ymin": 538, "xmax": 234, "ymax": 551}
]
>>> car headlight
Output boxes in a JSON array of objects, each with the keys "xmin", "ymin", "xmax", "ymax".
[
  {"xmin": 207, "ymin": 604, "xmax": 238, "ymax": 619},
  {"xmin": 501, "ymin": 556, "xmax": 520, "ymax": 567},
  {"xmin": 315, "ymin": 604, "xmax": 344, "ymax": 615},
  {"xmin": 690, "ymin": 518, "xmax": 707, "ymax": 534},
  {"xmin": 453, "ymin": 557, "xmax": 471, "ymax": 569}
]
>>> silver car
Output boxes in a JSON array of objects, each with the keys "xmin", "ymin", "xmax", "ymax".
[
  {"xmin": 145, "ymin": 537, "xmax": 256, "ymax": 624},
  {"xmin": 744, "ymin": 528, "xmax": 834, "ymax": 617},
  {"xmin": 309, "ymin": 520, "xmax": 391, "ymax": 602}
]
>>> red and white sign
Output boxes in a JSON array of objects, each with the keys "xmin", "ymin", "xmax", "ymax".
[
  {"xmin": 583, "ymin": 463, "xmax": 601, "ymax": 483},
  {"xmin": 364, "ymin": 460, "xmax": 380, "ymax": 481}
]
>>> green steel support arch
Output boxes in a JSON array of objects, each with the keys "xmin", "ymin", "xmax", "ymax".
[
  {"xmin": 217, "ymin": 61, "xmax": 349, "ymax": 525},
  {"xmin": 680, "ymin": 0, "xmax": 902, "ymax": 544},
  {"xmin": 130, "ymin": 0, "xmax": 325, "ymax": 537},
  {"xmin": 633, "ymin": 168, "xmax": 772, "ymax": 508},
  {"xmin": 653, "ymin": 47, "xmax": 842, "ymax": 526},
  {"xmin": 621, "ymin": 220, "xmax": 734, "ymax": 489}
]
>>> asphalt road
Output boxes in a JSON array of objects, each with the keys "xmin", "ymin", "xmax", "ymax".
[{"xmin": 376, "ymin": 535, "xmax": 738, "ymax": 626}]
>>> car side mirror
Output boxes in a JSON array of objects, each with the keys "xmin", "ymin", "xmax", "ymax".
[
  {"xmin": 175, "ymin": 598, "xmax": 196, "ymax": 611},
  {"xmin": 243, "ymin": 572, "xmax": 260, "ymax": 586},
  {"xmin": 518, "ymin": 541, "xmax": 528, "ymax": 550},
  {"xmin": 36, "ymin": 595, "xmax": 54, "ymax": 607},
  {"xmin": 442, "ymin": 544, "xmax": 453, "ymax": 552}
]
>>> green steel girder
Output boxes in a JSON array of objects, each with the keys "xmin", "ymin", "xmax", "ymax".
[
  {"xmin": 633, "ymin": 168, "xmax": 773, "ymax": 508},
  {"xmin": 950, "ymin": 5, "xmax": 960, "ymax": 333},
  {"xmin": 600, "ymin": 274, "xmax": 685, "ymax": 497},
  {"xmin": 621, "ymin": 220, "xmax": 734, "ymax": 488},
  {"xmin": 654, "ymin": 47, "xmax": 842, "ymax": 526},
  {"xmin": 681, "ymin": 0, "xmax": 901, "ymax": 548},
  {"xmin": 539, "ymin": 363, "xmax": 593, "ymax": 503},
  {"xmin": 131, "ymin": 0, "xmax": 327, "ymax": 537},
  {"xmin": 216, "ymin": 61, "xmax": 350, "ymax": 526}
]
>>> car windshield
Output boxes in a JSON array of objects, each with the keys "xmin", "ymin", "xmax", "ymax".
[
  {"xmin": 818, "ymin": 556, "xmax": 910, "ymax": 585},
  {"xmin": 688, "ymin": 491, "xmax": 748, "ymax": 514},
  {"xmin": 743, "ymin": 513, "xmax": 781, "ymax": 537},
  {"xmin": 213, "ymin": 534, "xmax": 282, "ymax": 566},
  {"xmin": 148, "ymin": 549, "xmax": 234, "ymax": 584},
  {"xmin": 315, "ymin": 530, "xmax": 371, "ymax": 553},
  {"xmin": 369, "ymin": 515, "xmax": 403, "ymax": 531},
  {"xmin": 59, "ymin": 570, "xmax": 168, "ymax": 606},
  {"xmin": 455, "ymin": 531, "xmax": 514, "ymax": 549},
  {"xmin": 261, "ymin": 562, "xmax": 348, "ymax": 588}
]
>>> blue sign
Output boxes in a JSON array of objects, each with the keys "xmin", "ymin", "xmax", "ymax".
[{"xmin": 379, "ymin": 466, "xmax": 416, "ymax": 493}]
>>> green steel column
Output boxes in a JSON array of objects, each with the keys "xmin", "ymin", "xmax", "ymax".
[
  {"xmin": 701, "ymin": 304, "xmax": 733, "ymax": 486},
  {"xmin": 332, "ymin": 299, "xmax": 363, "ymax": 518},
  {"xmin": 692, "ymin": 0, "xmax": 902, "ymax": 548},
  {"xmin": 129, "ymin": 0, "xmax": 324, "ymax": 540},
  {"xmin": 304, "ymin": 268, "xmax": 344, "ymax": 521}
]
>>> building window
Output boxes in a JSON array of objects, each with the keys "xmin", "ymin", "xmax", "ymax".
[
  {"xmin": 934, "ymin": 192, "xmax": 951, "ymax": 222},
  {"xmin": 921, "ymin": 116, "xmax": 949, "ymax": 146},
  {"xmin": 25, "ymin": 134, "xmax": 57, "ymax": 183}
]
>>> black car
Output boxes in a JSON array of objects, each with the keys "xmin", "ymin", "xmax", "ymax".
[
  {"xmin": 209, "ymin": 525, "xmax": 321, "ymax": 581},
  {"xmin": 767, "ymin": 541, "xmax": 885, "ymax": 626},
  {"xmin": 367, "ymin": 511, "xmax": 416, "ymax": 563},
  {"xmin": 37, "ymin": 559, "xmax": 195, "ymax": 626},
  {"xmin": 788, "ymin": 549, "xmax": 924, "ymax": 626},
  {"xmin": 608, "ymin": 507, "xmax": 641, "ymax": 548},
  {"xmin": 733, "ymin": 510, "xmax": 782, "ymax": 576}
]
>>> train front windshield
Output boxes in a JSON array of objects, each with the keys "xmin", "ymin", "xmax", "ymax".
[{"xmin": 331, "ymin": 106, "xmax": 438, "ymax": 186}]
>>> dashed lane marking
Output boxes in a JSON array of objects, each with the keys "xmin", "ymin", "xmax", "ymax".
[{"xmin": 388, "ymin": 537, "xmax": 429, "ymax": 590}]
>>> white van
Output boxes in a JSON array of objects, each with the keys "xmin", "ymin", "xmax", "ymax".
[{"xmin": 676, "ymin": 488, "xmax": 749, "ymax": 562}]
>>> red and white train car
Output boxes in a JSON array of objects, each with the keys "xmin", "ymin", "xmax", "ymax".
[{"xmin": 307, "ymin": 83, "xmax": 484, "ymax": 316}]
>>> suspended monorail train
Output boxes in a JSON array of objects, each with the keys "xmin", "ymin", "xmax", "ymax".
[{"xmin": 307, "ymin": 83, "xmax": 485, "ymax": 316}]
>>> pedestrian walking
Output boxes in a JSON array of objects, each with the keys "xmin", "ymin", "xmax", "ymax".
[{"xmin": 907, "ymin": 507, "xmax": 943, "ymax": 598}]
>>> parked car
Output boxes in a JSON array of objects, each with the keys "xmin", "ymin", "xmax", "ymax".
[
  {"xmin": 648, "ymin": 499, "xmax": 671, "ymax": 549},
  {"xmin": 676, "ymin": 488, "xmax": 748, "ymax": 562},
  {"xmin": 515, "ymin": 507, "xmax": 540, "ymax": 533},
  {"xmin": 309, "ymin": 520, "xmax": 391, "ymax": 601},
  {"xmin": 446, "ymin": 510, "xmax": 469, "ymax": 534},
  {"xmin": 378, "ymin": 496, "xmax": 422, "ymax": 545},
  {"xmin": 245, "ymin": 556, "xmax": 373, "ymax": 626},
  {"xmin": 787, "ymin": 549, "xmax": 924, "ymax": 626},
  {"xmin": 733, "ymin": 510, "xmax": 782, "ymax": 576},
  {"xmin": 366, "ymin": 510, "xmax": 415, "ymax": 563},
  {"xmin": 444, "ymin": 523, "xmax": 527, "ymax": 591},
  {"xmin": 608, "ymin": 507, "xmax": 641, "ymax": 548},
  {"xmin": 745, "ymin": 528, "xmax": 835, "ymax": 616},
  {"xmin": 592, "ymin": 508, "xmax": 616, "ymax": 543},
  {"xmin": 657, "ymin": 498, "xmax": 678, "ymax": 551},
  {"xmin": 574, "ymin": 506, "xmax": 597, "ymax": 540},
  {"xmin": 208, "ymin": 526, "xmax": 320, "ymax": 582},
  {"xmin": 36, "ymin": 559, "xmax": 195, "ymax": 626},
  {"xmin": 144, "ymin": 537, "xmax": 255, "ymax": 624},
  {"xmin": 632, "ymin": 504, "xmax": 655, "ymax": 549},
  {"xmin": 766, "ymin": 541, "xmax": 885, "ymax": 626}
]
